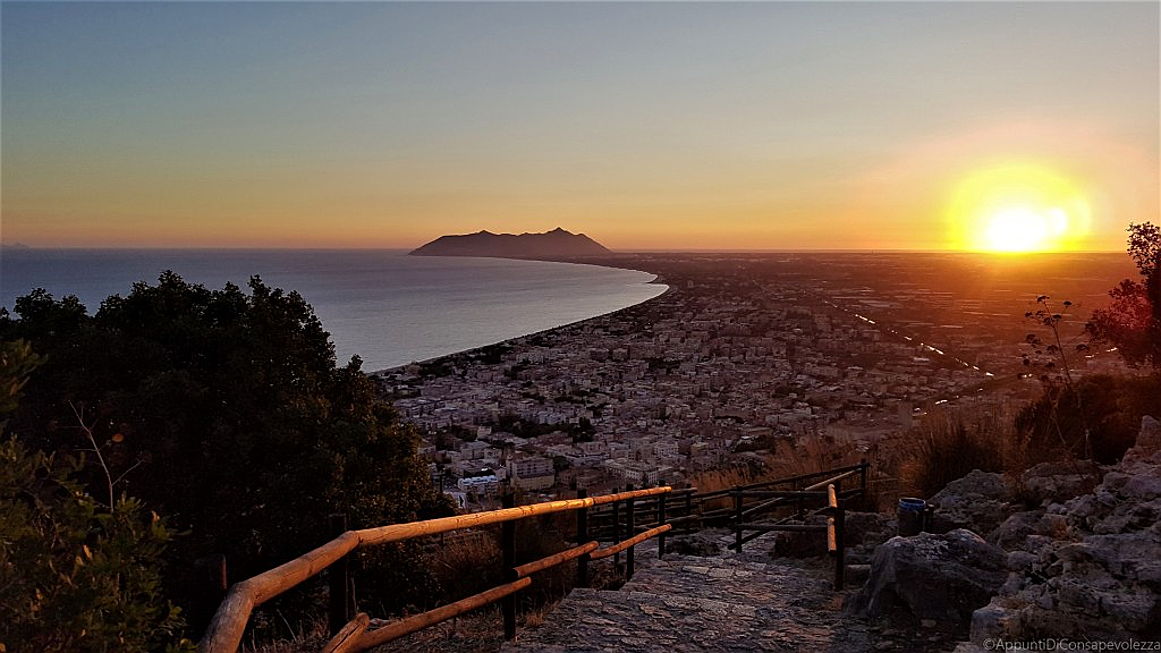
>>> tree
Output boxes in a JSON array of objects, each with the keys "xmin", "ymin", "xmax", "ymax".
[
  {"xmin": 0, "ymin": 274, "xmax": 451, "ymax": 626},
  {"xmin": 0, "ymin": 340, "xmax": 191, "ymax": 651},
  {"xmin": 1088, "ymin": 222, "xmax": 1161, "ymax": 368}
]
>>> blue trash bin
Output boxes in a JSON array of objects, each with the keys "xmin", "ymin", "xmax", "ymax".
[{"xmin": 897, "ymin": 497, "xmax": 927, "ymax": 536}]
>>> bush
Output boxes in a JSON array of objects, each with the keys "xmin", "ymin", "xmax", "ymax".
[
  {"xmin": 896, "ymin": 408, "xmax": 1011, "ymax": 499},
  {"xmin": 1014, "ymin": 374, "xmax": 1161, "ymax": 464},
  {"xmin": 0, "ymin": 275, "xmax": 452, "ymax": 635},
  {"xmin": 0, "ymin": 340, "xmax": 190, "ymax": 651},
  {"xmin": 0, "ymin": 438, "xmax": 190, "ymax": 652}
]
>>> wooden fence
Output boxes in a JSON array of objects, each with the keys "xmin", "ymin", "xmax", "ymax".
[
  {"xmin": 200, "ymin": 486, "xmax": 672, "ymax": 652},
  {"xmin": 201, "ymin": 461, "xmax": 869, "ymax": 652}
]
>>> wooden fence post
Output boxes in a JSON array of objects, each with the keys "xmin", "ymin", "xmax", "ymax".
[
  {"xmin": 625, "ymin": 484, "xmax": 636, "ymax": 580},
  {"xmin": 733, "ymin": 489, "xmax": 743, "ymax": 552},
  {"xmin": 192, "ymin": 554, "xmax": 228, "ymax": 634},
  {"xmin": 657, "ymin": 492, "xmax": 667, "ymax": 559},
  {"xmin": 612, "ymin": 488, "xmax": 621, "ymax": 575},
  {"xmin": 501, "ymin": 491, "xmax": 517, "ymax": 640},
  {"xmin": 834, "ymin": 481, "xmax": 846, "ymax": 590},
  {"xmin": 328, "ymin": 513, "xmax": 352, "ymax": 636},
  {"xmin": 576, "ymin": 488, "xmax": 589, "ymax": 588}
]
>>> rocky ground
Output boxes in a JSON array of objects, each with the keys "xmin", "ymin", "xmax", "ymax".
[
  {"xmin": 374, "ymin": 416, "xmax": 1160, "ymax": 652},
  {"xmin": 503, "ymin": 416, "xmax": 1160, "ymax": 652},
  {"xmin": 845, "ymin": 416, "xmax": 1161, "ymax": 649}
]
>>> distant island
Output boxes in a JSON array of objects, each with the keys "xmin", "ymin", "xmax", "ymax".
[{"xmin": 409, "ymin": 227, "xmax": 612, "ymax": 259}]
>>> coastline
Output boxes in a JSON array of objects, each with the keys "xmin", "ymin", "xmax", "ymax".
[{"xmin": 369, "ymin": 253, "xmax": 672, "ymax": 375}]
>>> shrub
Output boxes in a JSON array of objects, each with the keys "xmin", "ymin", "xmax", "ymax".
[
  {"xmin": 895, "ymin": 408, "xmax": 1011, "ymax": 499},
  {"xmin": 0, "ymin": 275, "xmax": 452, "ymax": 634},
  {"xmin": 0, "ymin": 439, "xmax": 191, "ymax": 652},
  {"xmin": 0, "ymin": 340, "xmax": 190, "ymax": 651},
  {"xmin": 1014, "ymin": 374, "xmax": 1161, "ymax": 464}
]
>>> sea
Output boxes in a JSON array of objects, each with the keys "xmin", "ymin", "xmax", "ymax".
[{"xmin": 0, "ymin": 249, "xmax": 666, "ymax": 371}]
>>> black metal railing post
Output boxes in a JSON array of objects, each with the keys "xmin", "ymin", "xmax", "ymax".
[
  {"xmin": 685, "ymin": 488, "xmax": 694, "ymax": 534},
  {"xmin": 576, "ymin": 488, "xmax": 590, "ymax": 587},
  {"xmin": 733, "ymin": 489, "xmax": 743, "ymax": 552},
  {"xmin": 501, "ymin": 491, "xmax": 517, "ymax": 640},
  {"xmin": 657, "ymin": 492, "xmax": 667, "ymax": 559},
  {"xmin": 626, "ymin": 484, "xmax": 636, "ymax": 579},
  {"xmin": 860, "ymin": 458, "xmax": 869, "ymax": 509},
  {"xmin": 327, "ymin": 513, "xmax": 352, "ymax": 635}
]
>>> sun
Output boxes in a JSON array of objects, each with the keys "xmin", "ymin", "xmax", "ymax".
[
  {"xmin": 982, "ymin": 206, "xmax": 1070, "ymax": 252},
  {"xmin": 946, "ymin": 163, "xmax": 1091, "ymax": 253}
]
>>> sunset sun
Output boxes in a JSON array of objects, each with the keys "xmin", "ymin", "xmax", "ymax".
[
  {"xmin": 982, "ymin": 206, "xmax": 1069, "ymax": 253},
  {"xmin": 947, "ymin": 163, "xmax": 1092, "ymax": 253}
]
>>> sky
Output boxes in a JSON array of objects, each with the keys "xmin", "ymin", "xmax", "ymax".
[{"xmin": 1, "ymin": 1, "xmax": 1158, "ymax": 251}]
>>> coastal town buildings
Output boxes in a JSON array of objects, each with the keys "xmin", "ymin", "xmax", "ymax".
[{"xmin": 377, "ymin": 254, "xmax": 1132, "ymax": 503}]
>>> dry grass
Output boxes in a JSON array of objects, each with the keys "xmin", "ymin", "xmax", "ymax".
[
  {"xmin": 887, "ymin": 405, "xmax": 1021, "ymax": 499},
  {"xmin": 764, "ymin": 436, "xmax": 865, "ymax": 479},
  {"xmin": 246, "ymin": 596, "xmax": 568, "ymax": 653}
]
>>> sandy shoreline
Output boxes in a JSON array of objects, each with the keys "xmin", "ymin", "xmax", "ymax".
[{"xmin": 369, "ymin": 254, "xmax": 672, "ymax": 375}]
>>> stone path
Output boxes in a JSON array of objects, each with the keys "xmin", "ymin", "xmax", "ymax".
[{"xmin": 503, "ymin": 548, "xmax": 876, "ymax": 652}]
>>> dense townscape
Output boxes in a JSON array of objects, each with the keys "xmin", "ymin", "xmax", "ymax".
[{"xmin": 376, "ymin": 253, "xmax": 1137, "ymax": 508}]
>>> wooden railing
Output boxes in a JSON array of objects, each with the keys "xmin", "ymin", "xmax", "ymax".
[
  {"xmin": 203, "ymin": 462, "xmax": 870, "ymax": 651},
  {"xmin": 200, "ymin": 486, "xmax": 673, "ymax": 652}
]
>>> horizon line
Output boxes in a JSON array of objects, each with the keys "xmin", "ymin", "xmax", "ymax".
[{"xmin": 0, "ymin": 245, "xmax": 1127, "ymax": 255}]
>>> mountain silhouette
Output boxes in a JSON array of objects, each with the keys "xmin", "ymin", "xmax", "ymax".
[{"xmin": 410, "ymin": 227, "xmax": 612, "ymax": 259}]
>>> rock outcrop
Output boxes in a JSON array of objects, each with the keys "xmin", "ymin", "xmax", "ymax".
[
  {"xmin": 969, "ymin": 416, "xmax": 1161, "ymax": 643},
  {"xmin": 1018, "ymin": 459, "xmax": 1103, "ymax": 506},
  {"xmin": 929, "ymin": 469, "xmax": 1015, "ymax": 534},
  {"xmin": 846, "ymin": 529, "xmax": 1008, "ymax": 623}
]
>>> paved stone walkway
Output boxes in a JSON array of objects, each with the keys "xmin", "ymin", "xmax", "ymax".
[{"xmin": 503, "ymin": 549, "xmax": 876, "ymax": 652}]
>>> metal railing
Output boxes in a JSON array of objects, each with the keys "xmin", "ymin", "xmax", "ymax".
[{"xmin": 588, "ymin": 461, "xmax": 870, "ymax": 591}]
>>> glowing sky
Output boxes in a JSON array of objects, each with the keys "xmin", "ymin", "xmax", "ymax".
[{"xmin": 2, "ymin": 2, "xmax": 1157, "ymax": 251}]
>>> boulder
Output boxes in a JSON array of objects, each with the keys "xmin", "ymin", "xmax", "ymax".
[
  {"xmin": 1019, "ymin": 459, "xmax": 1102, "ymax": 505},
  {"xmin": 929, "ymin": 470, "xmax": 1014, "ymax": 535},
  {"xmin": 846, "ymin": 529, "xmax": 1007, "ymax": 624},
  {"xmin": 988, "ymin": 510, "xmax": 1044, "ymax": 550},
  {"xmin": 845, "ymin": 510, "xmax": 898, "ymax": 547},
  {"xmin": 1123, "ymin": 415, "xmax": 1161, "ymax": 468}
]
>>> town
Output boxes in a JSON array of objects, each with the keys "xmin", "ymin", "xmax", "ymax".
[{"xmin": 375, "ymin": 253, "xmax": 1135, "ymax": 509}]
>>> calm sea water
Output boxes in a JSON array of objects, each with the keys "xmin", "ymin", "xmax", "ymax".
[{"xmin": 0, "ymin": 249, "xmax": 666, "ymax": 370}]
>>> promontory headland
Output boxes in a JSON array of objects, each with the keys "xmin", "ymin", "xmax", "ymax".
[{"xmin": 410, "ymin": 227, "xmax": 611, "ymax": 259}]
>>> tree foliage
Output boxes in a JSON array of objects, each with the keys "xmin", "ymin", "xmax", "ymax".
[
  {"xmin": 0, "ymin": 440, "xmax": 190, "ymax": 652},
  {"xmin": 0, "ymin": 274, "xmax": 450, "ymax": 622},
  {"xmin": 1088, "ymin": 222, "xmax": 1161, "ymax": 368},
  {"xmin": 0, "ymin": 340, "xmax": 190, "ymax": 652}
]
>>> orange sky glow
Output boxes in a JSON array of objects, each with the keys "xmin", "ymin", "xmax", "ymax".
[{"xmin": 2, "ymin": 3, "xmax": 1157, "ymax": 252}]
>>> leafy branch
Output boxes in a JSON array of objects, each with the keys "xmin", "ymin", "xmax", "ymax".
[{"xmin": 69, "ymin": 401, "xmax": 139, "ymax": 511}]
